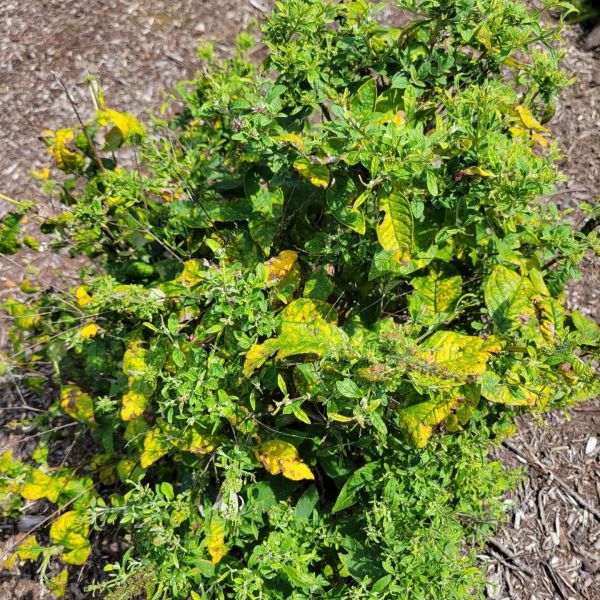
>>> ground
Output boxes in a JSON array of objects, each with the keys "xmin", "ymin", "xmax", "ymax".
[{"xmin": 0, "ymin": 1, "xmax": 598, "ymax": 598}]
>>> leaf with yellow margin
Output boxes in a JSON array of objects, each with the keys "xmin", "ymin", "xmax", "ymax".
[{"xmin": 255, "ymin": 440, "xmax": 314, "ymax": 481}]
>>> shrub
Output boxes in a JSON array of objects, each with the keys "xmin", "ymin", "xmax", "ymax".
[{"xmin": 1, "ymin": 0, "xmax": 599, "ymax": 598}]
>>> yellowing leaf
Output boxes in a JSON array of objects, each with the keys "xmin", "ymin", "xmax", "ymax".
[
  {"xmin": 20, "ymin": 468, "xmax": 60, "ymax": 503},
  {"xmin": 484, "ymin": 265, "xmax": 538, "ymax": 332},
  {"xmin": 122, "ymin": 342, "xmax": 147, "ymax": 378},
  {"xmin": 263, "ymin": 250, "xmax": 298, "ymax": 285},
  {"xmin": 409, "ymin": 267, "xmax": 462, "ymax": 325},
  {"xmin": 243, "ymin": 339, "xmax": 279, "ymax": 377},
  {"xmin": 243, "ymin": 300, "xmax": 347, "ymax": 376},
  {"xmin": 140, "ymin": 429, "xmax": 170, "ymax": 468},
  {"xmin": 49, "ymin": 511, "xmax": 91, "ymax": 564},
  {"xmin": 255, "ymin": 440, "xmax": 314, "ymax": 481},
  {"xmin": 455, "ymin": 166, "xmax": 495, "ymax": 178},
  {"xmin": 4, "ymin": 535, "xmax": 43, "ymax": 568},
  {"xmin": 516, "ymin": 104, "xmax": 549, "ymax": 132},
  {"xmin": 79, "ymin": 323, "xmax": 99, "ymax": 339},
  {"xmin": 206, "ymin": 518, "xmax": 228, "ymax": 565},
  {"xmin": 376, "ymin": 190, "xmax": 413, "ymax": 264},
  {"xmin": 293, "ymin": 158, "xmax": 330, "ymax": 188},
  {"xmin": 180, "ymin": 428, "xmax": 217, "ymax": 455},
  {"xmin": 47, "ymin": 569, "xmax": 68, "ymax": 598},
  {"xmin": 481, "ymin": 369, "xmax": 551, "ymax": 408},
  {"xmin": 60, "ymin": 385, "xmax": 95, "ymax": 424},
  {"xmin": 75, "ymin": 286, "xmax": 92, "ymax": 307},
  {"xmin": 414, "ymin": 331, "xmax": 501, "ymax": 385},
  {"xmin": 397, "ymin": 398, "xmax": 456, "ymax": 447},
  {"xmin": 276, "ymin": 299, "xmax": 346, "ymax": 360},
  {"xmin": 62, "ymin": 541, "xmax": 92, "ymax": 565}
]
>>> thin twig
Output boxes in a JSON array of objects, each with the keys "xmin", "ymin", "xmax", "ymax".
[{"xmin": 487, "ymin": 538, "xmax": 535, "ymax": 577}]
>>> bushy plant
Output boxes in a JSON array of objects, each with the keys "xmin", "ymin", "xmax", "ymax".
[{"xmin": 1, "ymin": 0, "xmax": 599, "ymax": 598}]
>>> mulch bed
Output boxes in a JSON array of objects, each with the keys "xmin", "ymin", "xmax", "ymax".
[{"xmin": 0, "ymin": 1, "xmax": 598, "ymax": 598}]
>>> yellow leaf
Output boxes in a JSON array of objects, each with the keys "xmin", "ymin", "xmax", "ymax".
[
  {"xmin": 273, "ymin": 133, "xmax": 304, "ymax": 152},
  {"xmin": 60, "ymin": 385, "xmax": 95, "ymax": 424},
  {"xmin": 263, "ymin": 250, "xmax": 298, "ymax": 285},
  {"xmin": 120, "ymin": 388, "xmax": 147, "ymax": 421},
  {"xmin": 97, "ymin": 108, "xmax": 145, "ymax": 139},
  {"xmin": 51, "ymin": 129, "xmax": 86, "ymax": 173},
  {"xmin": 31, "ymin": 167, "xmax": 50, "ymax": 180},
  {"xmin": 206, "ymin": 518, "xmax": 228, "ymax": 565},
  {"xmin": 255, "ymin": 440, "xmax": 314, "ymax": 481},
  {"xmin": 531, "ymin": 133, "xmax": 548, "ymax": 148},
  {"xmin": 75, "ymin": 286, "xmax": 92, "ymax": 307},
  {"xmin": 79, "ymin": 323, "xmax": 99, "ymax": 339},
  {"xmin": 516, "ymin": 104, "xmax": 549, "ymax": 132},
  {"xmin": 293, "ymin": 158, "xmax": 330, "ymax": 188}
]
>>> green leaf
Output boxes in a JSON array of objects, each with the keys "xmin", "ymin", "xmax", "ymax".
[
  {"xmin": 352, "ymin": 77, "xmax": 377, "ymax": 111},
  {"xmin": 572, "ymin": 309, "xmax": 599, "ymax": 345},
  {"xmin": 376, "ymin": 189, "xmax": 413, "ymax": 264},
  {"xmin": 326, "ymin": 175, "xmax": 366, "ymax": 234},
  {"xmin": 336, "ymin": 378, "xmax": 362, "ymax": 399},
  {"xmin": 294, "ymin": 485, "xmax": 319, "ymax": 521},
  {"xmin": 332, "ymin": 461, "xmax": 380, "ymax": 513}
]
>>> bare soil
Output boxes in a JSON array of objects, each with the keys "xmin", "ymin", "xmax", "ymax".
[{"xmin": 0, "ymin": 1, "xmax": 598, "ymax": 599}]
